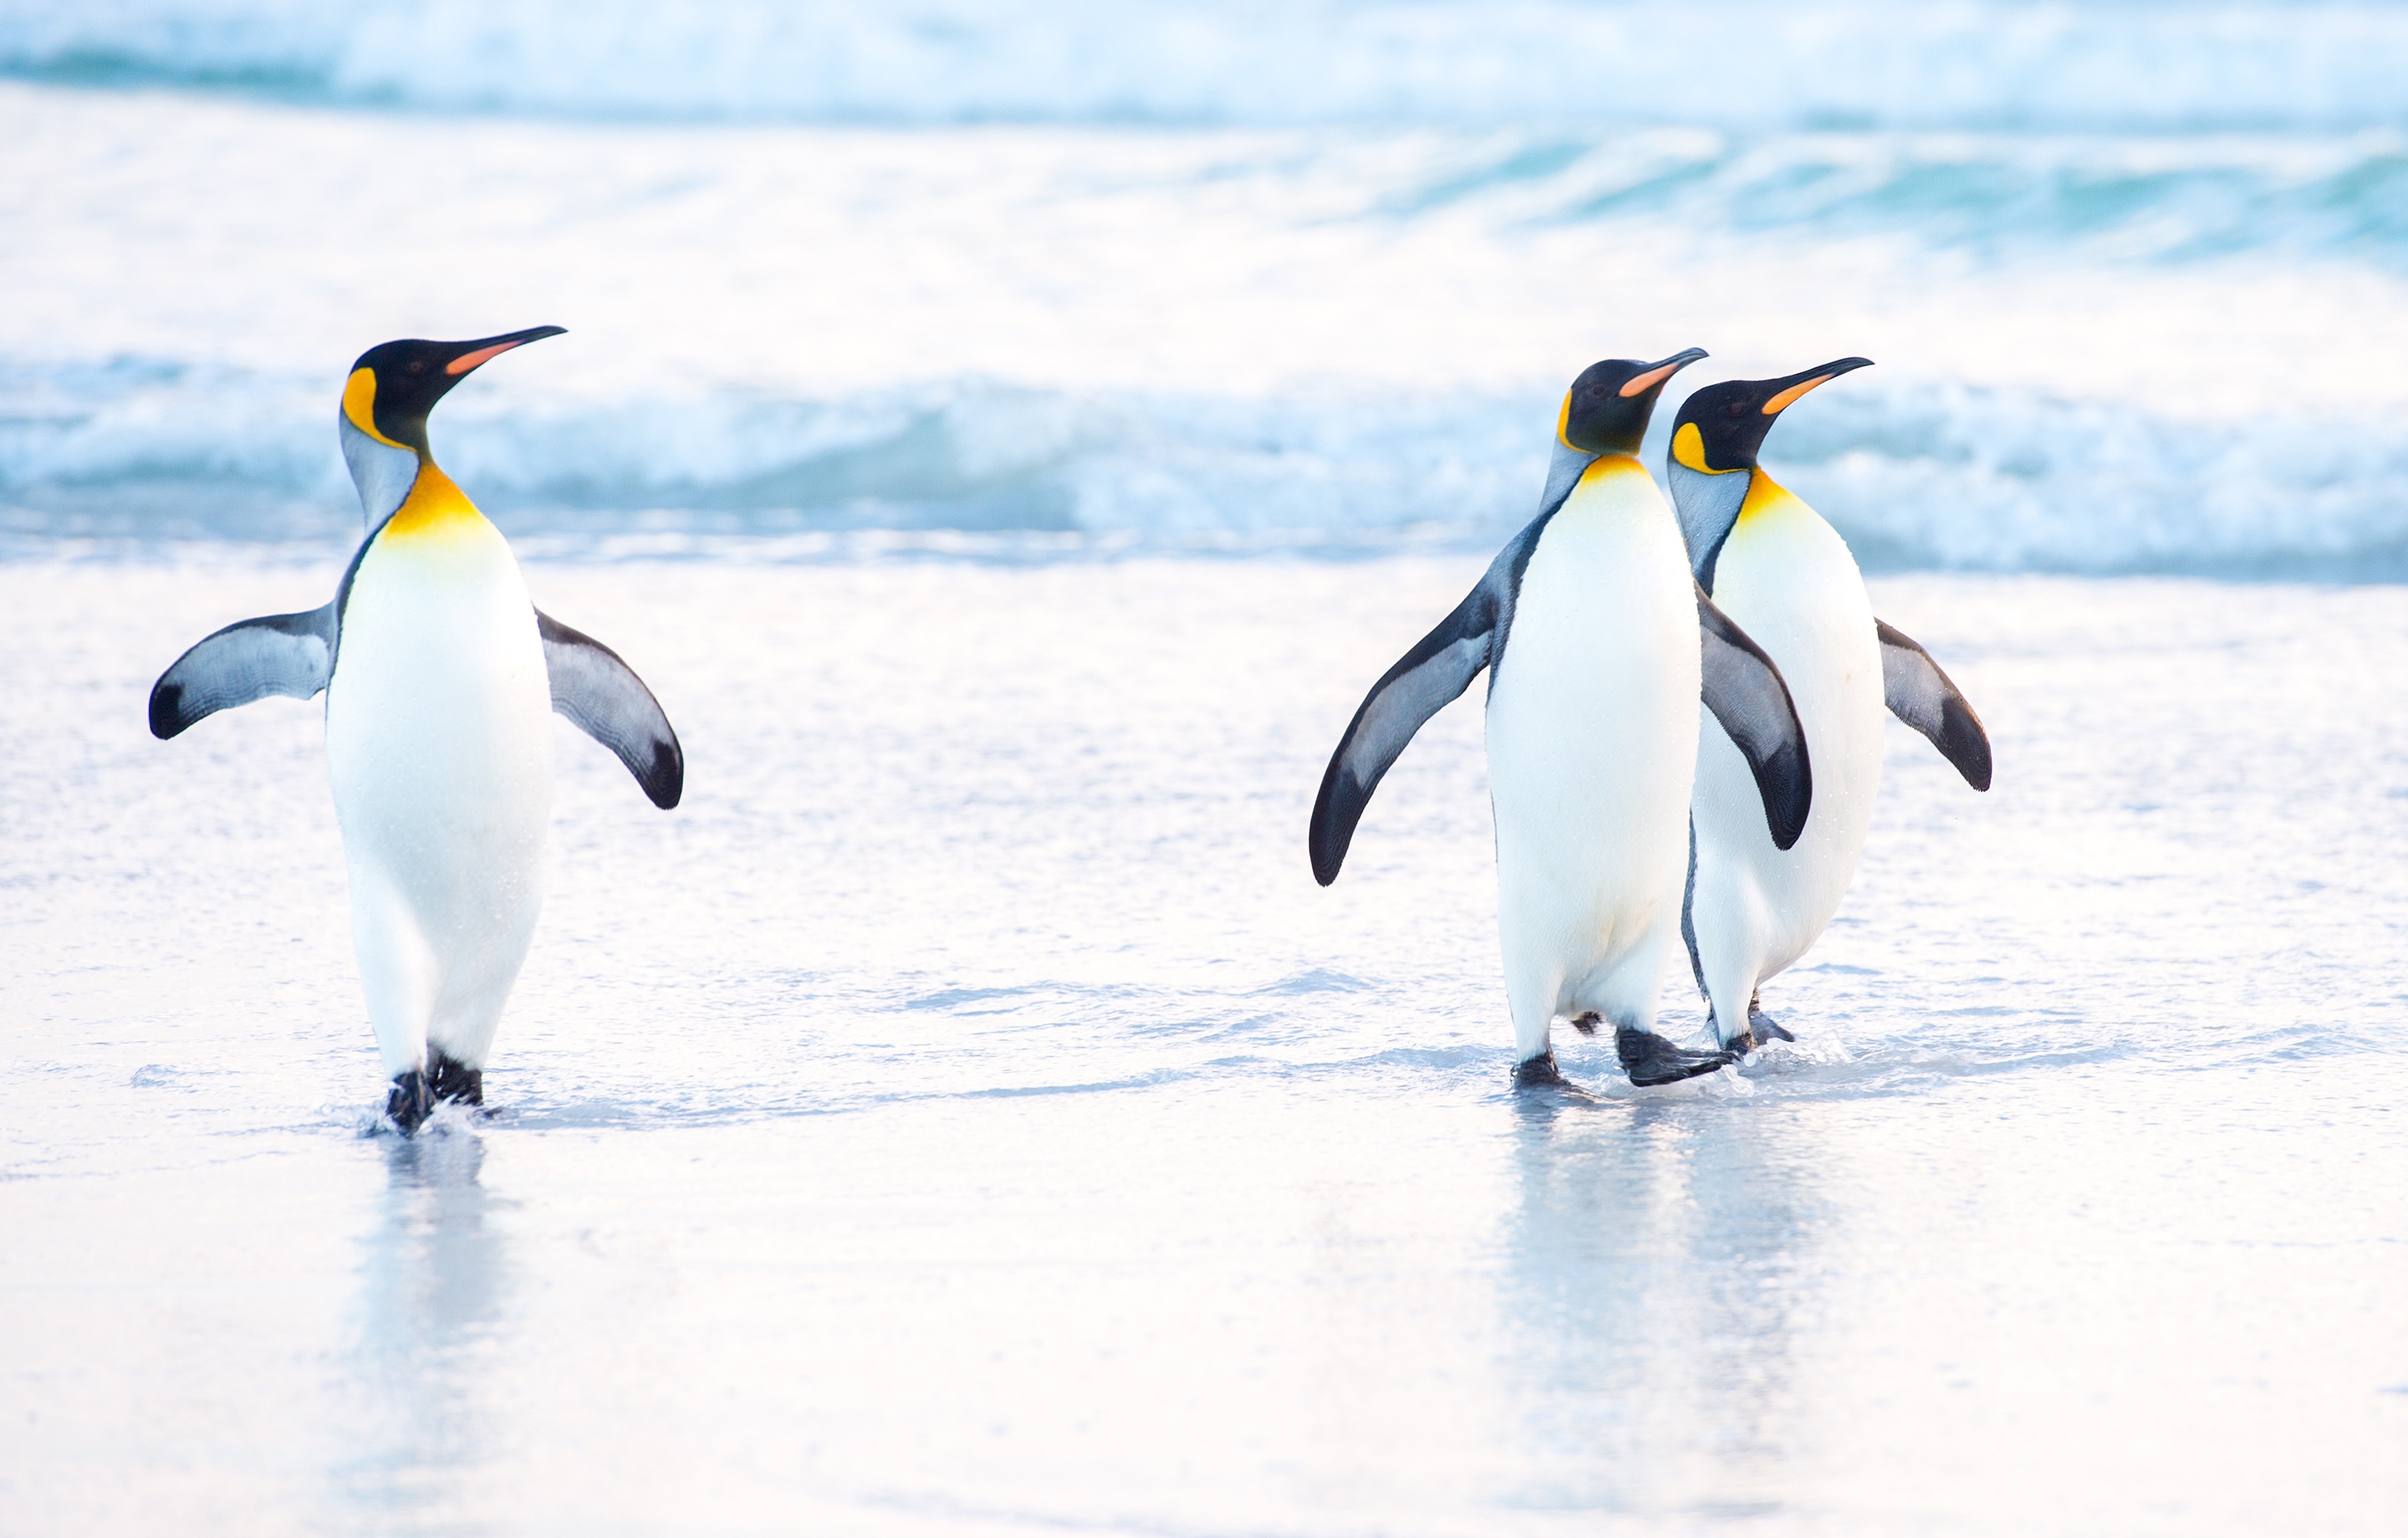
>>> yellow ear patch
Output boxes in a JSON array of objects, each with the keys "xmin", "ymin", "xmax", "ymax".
[
  {"xmin": 1672, "ymin": 422, "xmax": 1732, "ymax": 473},
  {"xmin": 342, "ymin": 368, "xmax": 407, "ymax": 449},
  {"xmin": 1554, "ymin": 389, "xmax": 1575, "ymax": 449}
]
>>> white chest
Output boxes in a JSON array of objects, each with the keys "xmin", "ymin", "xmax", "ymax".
[
  {"xmin": 1490, "ymin": 460, "xmax": 1700, "ymax": 769},
  {"xmin": 1484, "ymin": 459, "xmax": 1701, "ymax": 933},
  {"xmin": 324, "ymin": 514, "xmax": 555, "ymax": 844},
  {"xmin": 1694, "ymin": 478, "xmax": 1885, "ymax": 950}
]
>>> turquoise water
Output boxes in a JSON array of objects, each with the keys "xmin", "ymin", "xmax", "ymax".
[{"xmin": 3, "ymin": 3, "xmax": 2408, "ymax": 570}]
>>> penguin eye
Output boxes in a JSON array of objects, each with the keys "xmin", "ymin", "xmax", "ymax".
[
  {"xmin": 1723, "ymin": 399, "xmax": 1747, "ymax": 419},
  {"xmin": 406, "ymin": 360, "xmax": 426, "ymax": 375}
]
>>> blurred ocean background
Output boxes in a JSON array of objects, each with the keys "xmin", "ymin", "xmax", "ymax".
[
  {"xmin": 3, "ymin": 0, "xmax": 2408, "ymax": 570},
  {"xmin": 6, "ymin": 5, "xmax": 2408, "ymax": 1536}
]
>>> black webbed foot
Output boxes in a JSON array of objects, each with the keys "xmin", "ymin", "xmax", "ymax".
[
  {"xmin": 1513, "ymin": 1051, "xmax": 1569, "ymax": 1088},
  {"xmin": 1707, "ymin": 996, "xmax": 1798, "ymax": 1057},
  {"xmin": 427, "ymin": 1050, "xmax": 484, "ymax": 1107},
  {"xmin": 1615, "ymin": 1024, "xmax": 1735, "ymax": 1087},
  {"xmin": 1570, "ymin": 1012, "xmax": 1602, "ymax": 1036},
  {"xmin": 1747, "ymin": 998, "xmax": 1794, "ymax": 1046},
  {"xmin": 386, "ymin": 1069, "xmax": 434, "ymax": 1133}
]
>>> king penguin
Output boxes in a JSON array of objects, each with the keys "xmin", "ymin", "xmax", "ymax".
[
  {"xmin": 1667, "ymin": 358, "xmax": 1992, "ymax": 1055},
  {"xmin": 149, "ymin": 328, "xmax": 684, "ymax": 1132},
  {"xmin": 1310, "ymin": 351, "xmax": 1815, "ymax": 1088}
]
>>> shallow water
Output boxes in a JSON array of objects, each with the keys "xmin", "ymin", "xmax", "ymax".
[{"xmin": 3, "ymin": 552, "xmax": 2403, "ymax": 1534}]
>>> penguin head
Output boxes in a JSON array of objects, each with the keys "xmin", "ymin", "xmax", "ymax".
[
  {"xmin": 1557, "ymin": 348, "xmax": 1711, "ymax": 457},
  {"xmin": 339, "ymin": 325, "xmax": 566, "ymax": 459},
  {"xmin": 1533, "ymin": 348, "xmax": 1707, "ymax": 520},
  {"xmin": 337, "ymin": 325, "xmax": 563, "ymax": 529},
  {"xmin": 1667, "ymin": 356, "xmax": 1871, "ymax": 587},
  {"xmin": 1670, "ymin": 356, "xmax": 1872, "ymax": 477}
]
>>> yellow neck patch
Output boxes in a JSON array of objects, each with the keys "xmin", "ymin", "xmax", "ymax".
[
  {"xmin": 379, "ymin": 462, "xmax": 486, "ymax": 544},
  {"xmin": 342, "ymin": 368, "xmax": 408, "ymax": 450},
  {"xmin": 1737, "ymin": 467, "xmax": 1793, "ymax": 526},
  {"xmin": 1579, "ymin": 452, "xmax": 1645, "ymax": 484}
]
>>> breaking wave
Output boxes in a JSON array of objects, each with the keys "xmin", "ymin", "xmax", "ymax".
[
  {"xmin": 1375, "ymin": 128, "xmax": 2408, "ymax": 269},
  {"xmin": 7, "ymin": 358, "xmax": 2403, "ymax": 576}
]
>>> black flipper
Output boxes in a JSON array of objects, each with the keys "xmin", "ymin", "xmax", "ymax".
[
  {"xmin": 1696, "ymin": 585, "xmax": 1814, "ymax": 850},
  {"xmin": 1615, "ymin": 1024, "xmax": 1736, "ymax": 1086},
  {"xmin": 148, "ymin": 604, "xmax": 338, "ymax": 738},
  {"xmin": 536, "ymin": 611, "xmax": 684, "ymax": 810},
  {"xmin": 1309, "ymin": 544, "xmax": 1525, "ymax": 885},
  {"xmin": 1877, "ymin": 619, "xmax": 1992, "ymax": 791}
]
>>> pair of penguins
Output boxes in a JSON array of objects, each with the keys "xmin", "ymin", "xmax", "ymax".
[
  {"xmin": 1309, "ymin": 347, "xmax": 1992, "ymax": 1088},
  {"xmin": 150, "ymin": 332, "xmax": 1987, "ymax": 1130}
]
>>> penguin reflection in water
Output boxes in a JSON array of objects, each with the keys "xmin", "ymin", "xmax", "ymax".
[
  {"xmin": 1668, "ymin": 360, "xmax": 1992, "ymax": 1055},
  {"xmin": 150, "ymin": 330, "xmax": 682, "ymax": 1131},
  {"xmin": 1310, "ymin": 352, "xmax": 1815, "ymax": 1089}
]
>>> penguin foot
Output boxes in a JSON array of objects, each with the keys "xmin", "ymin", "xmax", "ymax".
[
  {"xmin": 1707, "ymin": 1003, "xmax": 1798, "ymax": 1057},
  {"xmin": 1570, "ymin": 1012, "xmax": 1602, "ymax": 1036},
  {"xmin": 1615, "ymin": 1024, "xmax": 1734, "ymax": 1087},
  {"xmin": 1745, "ymin": 1002, "xmax": 1795, "ymax": 1049},
  {"xmin": 1513, "ymin": 1051, "xmax": 1569, "ymax": 1088},
  {"xmin": 386, "ymin": 1070, "xmax": 435, "ymax": 1134},
  {"xmin": 427, "ymin": 1050, "xmax": 484, "ymax": 1108}
]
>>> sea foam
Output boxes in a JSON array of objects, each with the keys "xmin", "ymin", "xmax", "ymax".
[
  {"xmin": 6, "ymin": 11, "xmax": 2403, "ymax": 575},
  {"xmin": 8, "ymin": 360, "xmax": 2403, "ymax": 577},
  {"xmin": 7, "ymin": 1, "xmax": 2408, "ymax": 134}
]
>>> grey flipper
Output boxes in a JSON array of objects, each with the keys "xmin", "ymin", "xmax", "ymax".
[
  {"xmin": 1696, "ymin": 585, "xmax": 1813, "ymax": 850},
  {"xmin": 536, "ymin": 611, "xmax": 683, "ymax": 810},
  {"xmin": 148, "ymin": 605, "xmax": 338, "ymax": 738},
  {"xmin": 1876, "ymin": 619, "xmax": 1992, "ymax": 790},
  {"xmin": 1309, "ymin": 526, "xmax": 1543, "ymax": 886}
]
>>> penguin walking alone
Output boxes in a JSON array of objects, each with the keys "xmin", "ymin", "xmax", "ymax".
[
  {"xmin": 1667, "ymin": 359, "xmax": 1992, "ymax": 1054},
  {"xmin": 1310, "ymin": 351, "xmax": 1814, "ymax": 1088},
  {"xmin": 150, "ymin": 330, "xmax": 682, "ymax": 1131}
]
